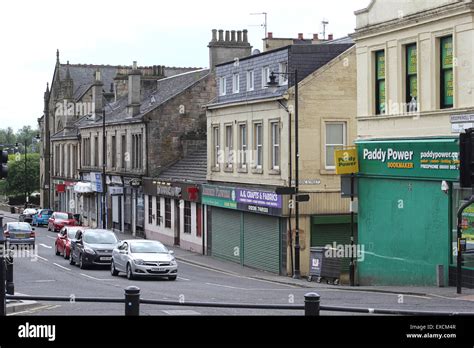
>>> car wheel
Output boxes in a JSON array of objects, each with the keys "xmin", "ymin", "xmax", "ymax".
[
  {"xmin": 55, "ymin": 244, "xmax": 60, "ymax": 256},
  {"xmin": 63, "ymin": 249, "xmax": 69, "ymax": 260},
  {"xmin": 126, "ymin": 263, "xmax": 134, "ymax": 280},
  {"xmin": 79, "ymin": 254, "xmax": 87, "ymax": 269},
  {"xmin": 168, "ymin": 276, "xmax": 177, "ymax": 281},
  {"xmin": 111, "ymin": 261, "xmax": 119, "ymax": 276},
  {"xmin": 69, "ymin": 253, "xmax": 75, "ymax": 265}
]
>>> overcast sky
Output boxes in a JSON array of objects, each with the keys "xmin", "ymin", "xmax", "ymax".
[{"xmin": 1, "ymin": 0, "xmax": 370, "ymax": 131}]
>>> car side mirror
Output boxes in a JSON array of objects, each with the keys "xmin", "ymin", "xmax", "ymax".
[{"xmin": 169, "ymin": 250, "xmax": 175, "ymax": 255}]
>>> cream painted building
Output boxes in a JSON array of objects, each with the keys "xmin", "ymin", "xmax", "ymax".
[
  {"xmin": 352, "ymin": 0, "xmax": 474, "ymax": 138},
  {"xmin": 206, "ymin": 43, "xmax": 357, "ymax": 278}
]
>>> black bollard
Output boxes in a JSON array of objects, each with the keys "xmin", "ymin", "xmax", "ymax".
[
  {"xmin": 304, "ymin": 292, "xmax": 320, "ymax": 316},
  {"xmin": 124, "ymin": 286, "xmax": 140, "ymax": 316}
]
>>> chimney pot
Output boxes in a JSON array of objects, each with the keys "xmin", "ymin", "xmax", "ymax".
[
  {"xmin": 268, "ymin": 32, "xmax": 273, "ymax": 39},
  {"xmin": 225, "ymin": 30, "xmax": 230, "ymax": 42},
  {"xmin": 298, "ymin": 33, "xmax": 304, "ymax": 40},
  {"xmin": 231, "ymin": 30, "xmax": 236, "ymax": 42},
  {"xmin": 218, "ymin": 29, "xmax": 224, "ymax": 41},
  {"xmin": 133, "ymin": 61, "xmax": 137, "ymax": 70},
  {"xmin": 237, "ymin": 30, "xmax": 242, "ymax": 42},
  {"xmin": 313, "ymin": 33, "xmax": 319, "ymax": 40},
  {"xmin": 328, "ymin": 34, "xmax": 334, "ymax": 40},
  {"xmin": 212, "ymin": 29, "xmax": 218, "ymax": 42},
  {"xmin": 243, "ymin": 29, "xmax": 248, "ymax": 43}
]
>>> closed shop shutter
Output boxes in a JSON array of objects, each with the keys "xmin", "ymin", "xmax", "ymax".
[
  {"xmin": 211, "ymin": 208, "xmax": 241, "ymax": 264},
  {"xmin": 311, "ymin": 223, "xmax": 355, "ymax": 273},
  {"xmin": 243, "ymin": 213, "xmax": 280, "ymax": 274}
]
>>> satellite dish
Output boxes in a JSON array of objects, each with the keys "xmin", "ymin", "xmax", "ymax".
[{"xmin": 252, "ymin": 49, "xmax": 261, "ymax": 55}]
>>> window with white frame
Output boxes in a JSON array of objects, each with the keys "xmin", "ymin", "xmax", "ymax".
[
  {"xmin": 325, "ymin": 122, "xmax": 346, "ymax": 170},
  {"xmin": 219, "ymin": 76, "xmax": 227, "ymax": 96},
  {"xmin": 212, "ymin": 126, "xmax": 220, "ymax": 169},
  {"xmin": 262, "ymin": 66, "xmax": 270, "ymax": 89},
  {"xmin": 184, "ymin": 201, "xmax": 191, "ymax": 234},
  {"xmin": 225, "ymin": 124, "xmax": 233, "ymax": 169},
  {"xmin": 247, "ymin": 70, "xmax": 254, "ymax": 91},
  {"xmin": 279, "ymin": 62, "xmax": 288, "ymax": 85},
  {"xmin": 271, "ymin": 121, "xmax": 280, "ymax": 170},
  {"xmin": 254, "ymin": 123, "xmax": 263, "ymax": 169},
  {"xmin": 239, "ymin": 123, "xmax": 247, "ymax": 169},
  {"xmin": 232, "ymin": 74, "xmax": 240, "ymax": 94}
]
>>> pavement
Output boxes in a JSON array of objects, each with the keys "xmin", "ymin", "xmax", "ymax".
[{"xmin": 2, "ymin": 208, "xmax": 474, "ymax": 316}]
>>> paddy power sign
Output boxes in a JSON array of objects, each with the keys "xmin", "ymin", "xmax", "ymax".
[{"xmin": 357, "ymin": 139, "xmax": 459, "ymax": 180}]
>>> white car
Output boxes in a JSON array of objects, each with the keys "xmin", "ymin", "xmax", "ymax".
[{"xmin": 111, "ymin": 240, "xmax": 178, "ymax": 280}]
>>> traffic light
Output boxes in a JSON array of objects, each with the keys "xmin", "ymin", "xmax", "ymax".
[{"xmin": 459, "ymin": 129, "xmax": 474, "ymax": 188}]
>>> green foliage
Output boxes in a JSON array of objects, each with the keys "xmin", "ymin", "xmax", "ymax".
[
  {"xmin": 3, "ymin": 153, "xmax": 40, "ymax": 198},
  {"xmin": 0, "ymin": 126, "xmax": 40, "ymax": 153}
]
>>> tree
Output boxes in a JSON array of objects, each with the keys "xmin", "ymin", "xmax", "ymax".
[
  {"xmin": 0, "ymin": 127, "xmax": 16, "ymax": 146},
  {"xmin": 4, "ymin": 153, "xmax": 40, "ymax": 201}
]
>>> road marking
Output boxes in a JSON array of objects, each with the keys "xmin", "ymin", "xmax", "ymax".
[
  {"xmin": 33, "ymin": 280, "xmax": 56, "ymax": 283},
  {"xmin": 177, "ymin": 276, "xmax": 190, "ymax": 281},
  {"xmin": 36, "ymin": 255, "xmax": 49, "ymax": 262},
  {"xmin": 9, "ymin": 305, "xmax": 61, "ymax": 316},
  {"xmin": 162, "ymin": 310, "xmax": 200, "ymax": 315},
  {"xmin": 40, "ymin": 244, "xmax": 52, "ymax": 249},
  {"xmin": 80, "ymin": 273, "xmax": 115, "ymax": 281},
  {"xmin": 53, "ymin": 263, "xmax": 71, "ymax": 271},
  {"xmin": 206, "ymin": 282, "xmax": 245, "ymax": 290}
]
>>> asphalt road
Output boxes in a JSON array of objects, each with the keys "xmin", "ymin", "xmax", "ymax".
[{"xmin": 6, "ymin": 219, "xmax": 474, "ymax": 316}]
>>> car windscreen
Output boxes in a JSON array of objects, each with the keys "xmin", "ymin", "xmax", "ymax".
[
  {"xmin": 67, "ymin": 230, "xmax": 79, "ymax": 239},
  {"xmin": 83, "ymin": 231, "xmax": 118, "ymax": 244},
  {"xmin": 8, "ymin": 223, "xmax": 32, "ymax": 232},
  {"xmin": 55, "ymin": 213, "xmax": 72, "ymax": 220},
  {"xmin": 130, "ymin": 242, "xmax": 168, "ymax": 254}
]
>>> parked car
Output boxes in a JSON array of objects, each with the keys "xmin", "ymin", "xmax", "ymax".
[
  {"xmin": 48, "ymin": 212, "xmax": 76, "ymax": 232},
  {"xmin": 111, "ymin": 240, "xmax": 178, "ymax": 280},
  {"xmin": 32, "ymin": 209, "xmax": 54, "ymax": 227},
  {"xmin": 69, "ymin": 229, "xmax": 119, "ymax": 269},
  {"xmin": 19, "ymin": 208, "xmax": 38, "ymax": 223},
  {"xmin": 55, "ymin": 226, "xmax": 87, "ymax": 260},
  {"xmin": 3, "ymin": 222, "xmax": 35, "ymax": 248}
]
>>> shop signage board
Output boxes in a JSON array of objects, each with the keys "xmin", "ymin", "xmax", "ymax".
[
  {"xmin": 357, "ymin": 139, "xmax": 459, "ymax": 180},
  {"xmin": 236, "ymin": 188, "xmax": 282, "ymax": 208},
  {"xmin": 334, "ymin": 147, "xmax": 359, "ymax": 175}
]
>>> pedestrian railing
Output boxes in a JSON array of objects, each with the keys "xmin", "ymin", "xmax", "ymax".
[{"xmin": 4, "ymin": 288, "xmax": 474, "ymax": 316}]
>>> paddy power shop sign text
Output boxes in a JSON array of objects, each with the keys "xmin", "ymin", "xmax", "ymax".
[{"xmin": 357, "ymin": 139, "xmax": 460, "ymax": 180}]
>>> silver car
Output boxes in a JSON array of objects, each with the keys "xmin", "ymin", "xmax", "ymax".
[{"xmin": 111, "ymin": 240, "xmax": 178, "ymax": 280}]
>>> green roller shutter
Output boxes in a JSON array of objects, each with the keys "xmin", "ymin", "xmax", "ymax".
[
  {"xmin": 243, "ymin": 213, "xmax": 280, "ymax": 273},
  {"xmin": 211, "ymin": 208, "xmax": 241, "ymax": 264},
  {"xmin": 311, "ymin": 222, "xmax": 356, "ymax": 273}
]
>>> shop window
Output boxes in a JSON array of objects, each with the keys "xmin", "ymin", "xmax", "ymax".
[
  {"xmin": 184, "ymin": 201, "xmax": 191, "ymax": 234},
  {"xmin": 165, "ymin": 198, "xmax": 171, "ymax": 228},
  {"xmin": 325, "ymin": 122, "xmax": 346, "ymax": 170},
  {"xmin": 375, "ymin": 50, "xmax": 386, "ymax": 115},
  {"xmin": 148, "ymin": 195, "xmax": 153, "ymax": 225},
  {"xmin": 440, "ymin": 36, "xmax": 453, "ymax": 109}
]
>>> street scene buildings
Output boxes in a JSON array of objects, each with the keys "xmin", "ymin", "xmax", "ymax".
[{"xmin": 31, "ymin": 0, "xmax": 474, "ymax": 291}]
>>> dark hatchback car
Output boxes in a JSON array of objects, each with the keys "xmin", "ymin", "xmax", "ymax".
[{"xmin": 69, "ymin": 229, "xmax": 119, "ymax": 269}]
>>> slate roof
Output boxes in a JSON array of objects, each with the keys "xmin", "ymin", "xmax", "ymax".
[
  {"xmin": 157, "ymin": 146, "xmax": 207, "ymax": 184},
  {"xmin": 59, "ymin": 64, "xmax": 118, "ymax": 100},
  {"xmin": 79, "ymin": 69, "xmax": 211, "ymax": 128},
  {"xmin": 322, "ymin": 36, "xmax": 354, "ymax": 45}
]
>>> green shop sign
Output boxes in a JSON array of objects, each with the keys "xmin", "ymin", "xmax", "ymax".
[
  {"xmin": 202, "ymin": 185, "xmax": 237, "ymax": 209},
  {"xmin": 357, "ymin": 138, "xmax": 460, "ymax": 180}
]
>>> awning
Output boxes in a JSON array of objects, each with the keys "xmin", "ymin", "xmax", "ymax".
[{"xmin": 74, "ymin": 182, "xmax": 93, "ymax": 193}]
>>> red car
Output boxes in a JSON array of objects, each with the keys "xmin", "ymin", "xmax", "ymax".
[
  {"xmin": 48, "ymin": 212, "xmax": 76, "ymax": 232},
  {"xmin": 55, "ymin": 226, "xmax": 86, "ymax": 259}
]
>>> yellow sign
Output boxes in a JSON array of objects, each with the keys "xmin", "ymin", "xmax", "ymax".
[{"xmin": 334, "ymin": 148, "xmax": 359, "ymax": 175}]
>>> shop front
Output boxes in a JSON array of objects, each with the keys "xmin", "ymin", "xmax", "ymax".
[
  {"xmin": 202, "ymin": 184, "xmax": 287, "ymax": 275},
  {"xmin": 356, "ymin": 137, "xmax": 459, "ymax": 286},
  {"xmin": 143, "ymin": 178, "xmax": 203, "ymax": 253}
]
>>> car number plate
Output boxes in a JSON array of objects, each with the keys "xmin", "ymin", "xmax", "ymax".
[
  {"xmin": 151, "ymin": 267, "xmax": 165, "ymax": 272},
  {"xmin": 15, "ymin": 234, "xmax": 25, "ymax": 239},
  {"xmin": 100, "ymin": 257, "xmax": 112, "ymax": 261}
]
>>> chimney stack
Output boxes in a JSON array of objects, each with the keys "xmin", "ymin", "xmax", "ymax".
[
  {"xmin": 328, "ymin": 34, "xmax": 334, "ymax": 41},
  {"xmin": 298, "ymin": 33, "xmax": 304, "ymax": 40},
  {"xmin": 92, "ymin": 69, "xmax": 104, "ymax": 121},
  {"xmin": 208, "ymin": 29, "xmax": 252, "ymax": 70},
  {"xmin": 127, "ymin": 61, "xmax": 142, "ymax": 117},
  {"xmin": 268, "ymin": 32, "xmax": 273, "ymax": 39},
  {"xmin": 313, "ymin": 33, "xmax": 319, "ymax": 40}
]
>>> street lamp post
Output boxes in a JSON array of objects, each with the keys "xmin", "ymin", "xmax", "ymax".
[{"xmin": 267, "ymin": 70, "xmax": 301, "ymax": 279}]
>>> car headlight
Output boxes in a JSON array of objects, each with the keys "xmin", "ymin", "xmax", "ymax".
[
  {"xmin": 170, "ymin": 259, "xmax": 177, "ymax": 266},
  {"xmin": 134, "ymin": 259, "xmax": 145, "ymax": 265},
  {"xmin": 84, "ymin": 247, "xmax": 96, "ymax": 254}
]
